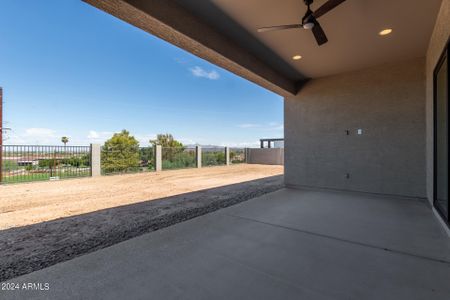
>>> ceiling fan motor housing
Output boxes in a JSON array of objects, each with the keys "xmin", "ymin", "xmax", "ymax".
[
  {"xmin": 303, "ymin": 22, "xmax": 315, "ymax": 29},
  {"xmin": 257, "ymin": 0, "xmax": 345, "ymax": 46},
  {"xmin": 302, "ymin": 4, "xmax": 315, "ymax": 29}
]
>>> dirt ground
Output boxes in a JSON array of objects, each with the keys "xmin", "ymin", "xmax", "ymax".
[
  {"xmin": 0, "ymin": 165, "xmax": 284, "ymax": 281},
  {"xmin": 0, "ymin": 164, "xmax": 283, "ymax": 230}
]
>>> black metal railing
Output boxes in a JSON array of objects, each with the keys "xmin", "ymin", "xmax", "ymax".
[
  {"xmin": 202, "ymin": 147, "xmax": 226, "ymax": 167},
  {"xmin": 1, "ymin": 145, "xmax": 91, "ymax": 184},
  {"xmin": 230, "ymin": 148, "xmax": 246, "ymax": 164},
  {"xmin": 162, "ymin": 147, "xmax": 196, "ymax": 170},
  {"xmin": 1, "ymin": 144, "xmax": 250, "ymax": 184}
]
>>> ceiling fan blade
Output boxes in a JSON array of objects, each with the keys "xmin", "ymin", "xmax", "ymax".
[
  {"xmin": 312, "ymin": 0, "xmax": 346, "ymax": 19},
  {"xmin": 257, "ymin": 24, "xmax": 301, "ymax": 33},
  {"xmin": 312, "ymin": 20, "xmax": 328, "ymax": 46}
]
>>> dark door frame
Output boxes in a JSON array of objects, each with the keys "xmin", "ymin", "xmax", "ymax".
[{"xmin": 433, "ymin": 38, "xmax": 450, "ymax": 227}]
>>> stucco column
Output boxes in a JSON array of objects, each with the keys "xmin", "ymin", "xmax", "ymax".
[
  {"xmin": 225, "ymin": 147, "xmax": 230, "ymax": 165},
  {"xmin": 196, "ymin": 146, "xmax": 202, "ymax": 168},
  {"xmin": 90, "ymin": 144, "xmax": 101, "ymax": 177},
  {"xmin": 155, "ymin": 145, "xmax": 162, "ymax": 172}
]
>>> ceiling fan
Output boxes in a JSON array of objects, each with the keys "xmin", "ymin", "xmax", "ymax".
[{"xmin": 257, "ymin": 0, "xmax": 347, "ymax": 46}]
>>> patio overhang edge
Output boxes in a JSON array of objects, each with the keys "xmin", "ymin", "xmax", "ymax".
[{"xmin": 82, "ymin": 0, "xmax": 301, "ymax": 97}]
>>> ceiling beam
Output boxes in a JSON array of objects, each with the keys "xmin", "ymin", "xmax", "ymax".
[{"xmin": 83, "ymin": 0, "xmax": 298, "ymax": 97}]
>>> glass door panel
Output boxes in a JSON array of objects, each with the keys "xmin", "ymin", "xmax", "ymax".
[{"xmin": 434, "ymin": 48, "xmax": 449, "ymax": 222}]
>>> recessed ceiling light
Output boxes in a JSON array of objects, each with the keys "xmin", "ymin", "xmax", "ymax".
[
  {"xmin": 292, "ymin": 55, "xmax": 302, "ymax": 60},
  {"xmin": 379, "ymin": 29, "xmax": 392, "ymax": 36}
]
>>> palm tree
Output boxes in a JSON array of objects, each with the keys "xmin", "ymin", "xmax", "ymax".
[{"xmin": 61, "ymin": 136, "xmax": 69, "ymax": 146}]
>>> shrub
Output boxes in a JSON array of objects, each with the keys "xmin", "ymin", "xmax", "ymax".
[{"xmin": 101, "ymin": 130, "xmax": 140, "ymax": 173}]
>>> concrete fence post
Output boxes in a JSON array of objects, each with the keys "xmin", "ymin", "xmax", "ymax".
[
  {"xmin": 196, "ymin": 146, "xmax": 202, "ymax": 168},
  {"xmin": 90, "ymin": 144, "xmax": 101, "ymax": 177},
  {"xmin": 225, "ymin": 147, "xmax": 230, "ymax": 166},
  {"xmin": 155, "ymin": 145, "xmax": 162, "ymax": 172}
]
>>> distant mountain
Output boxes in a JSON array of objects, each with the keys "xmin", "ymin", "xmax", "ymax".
[{"xmin": 184, "ymin": 144, "xmax": 224, "ymax": 149}]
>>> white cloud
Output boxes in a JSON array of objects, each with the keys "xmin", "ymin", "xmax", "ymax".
[
  {"xmin": 4, "ymin": 127, "xmax": 64, "ymax": 145},
  {"xmin": 87, "ymin": 130, "xmax": 100, "ymax": 139},
  {"xmin": 87, "ymin": 130, "xmax": 114, "ymax": 142},
  {"xmin": 24, "ymin": 128, "xmax": 56, "ymax": 138},
  {"xmin": 190, "ymin": 66, "xmax": 220, "ymax": 80},
  {"xmin": 5, "ymin": 131, "xmax": 26, "ymax": 144},
  {"xmin": 17, "ymin": 128, "xmax": 58, "ymax": 144}
]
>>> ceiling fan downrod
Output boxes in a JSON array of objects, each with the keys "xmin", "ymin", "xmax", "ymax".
[{"xmin": 302, "ymin": 0, "xmax": 315, "ymax": 29}]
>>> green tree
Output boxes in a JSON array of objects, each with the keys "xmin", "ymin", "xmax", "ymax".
[
  {"xmin": 61, "ymin": 136, "xmax": 69, "ymax": 146},
  {"xmin": 3, "ymin": 160, "xmax": 19, "ymax": 171},
  {"xmin": 101, "ymin": 130, "xmax": 140, "ymax": 173},
  {"xmin": 150, "ymin": 134, "xmax": 185, "ymax": 162},
  {"xmin": 139, "ymin": 147, "xmax": 154, "ymax": 170},
  {"xmin": 202, "ymin": 151, "xmax": 225, "ymax": 166},
  {"xmin": 150, "ymin": 134, "xmax": 184, "ymax": 148}
]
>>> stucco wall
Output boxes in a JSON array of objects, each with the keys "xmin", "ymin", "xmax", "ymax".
[
  {"xmin": 246, "ymin": 148, "xmax": 284, "ymax": 165},
  {"xmin": 285, "ymin": 58, "xmax": 426, "ymax": 198},
  {"xmin": 426, "ymin": 0, "xmax": 450, "ymax": 205}
]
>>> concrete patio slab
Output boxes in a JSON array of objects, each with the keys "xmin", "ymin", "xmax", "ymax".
[
  {"xmin": 226, "ymin": 188, "xmax": 450, "ymax": 262},
  {"xmin": 2, "ymin": 188, "xmax": 450, "ymax": 300}
]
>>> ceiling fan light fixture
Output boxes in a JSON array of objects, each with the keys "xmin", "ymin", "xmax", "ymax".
[
  {"xmin": 256, "ymin": 0, "xmax": 348, "ymax": 47},
  {"xmin": 379, "ymin": 28, "xmax": 393, "ymax": 36},
  {"xmin": 303, "ymin": 22, "xmax": 315, "ymax": 30}
]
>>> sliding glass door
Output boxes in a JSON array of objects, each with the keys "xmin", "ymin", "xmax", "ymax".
[{"xmin": 434, "ymin": 43, "xmax": 449, "ymax": 224}]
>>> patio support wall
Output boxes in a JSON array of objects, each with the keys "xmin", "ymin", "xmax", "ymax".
[
  {"xmin": 155, "ymin": 145, "xmax": 162, "ymax": 172},
  {"xmin": 285, "ymin": 58, "xmax": 426, "ymax": 198},
  {"xmin": 90, "ymin": 144, "xmax": 101, "ymax": 177},
  {"xmin": 225, "ymin": 147, "xmax": 230, "ymax": 166},
  {"xmin": 247, "ymin": 148, "xmax": 284, "ymax": 165},
  {"xmin": 196, "ymin": 146, "xmax": 202, "ymax": 168}
]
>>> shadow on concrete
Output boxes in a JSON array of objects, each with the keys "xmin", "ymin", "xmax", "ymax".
[{"xmin": 0, "ymin": 175, "xmax": 283, "ymax": 282}]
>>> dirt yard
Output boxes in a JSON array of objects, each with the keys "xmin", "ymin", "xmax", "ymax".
[
  {"xmin": 0, "ymin": 164, "xmax": 283, "ymax": 230},
  {"xmin": 1, "ymin": 164, "xmax": 284, "ymax": 281}
]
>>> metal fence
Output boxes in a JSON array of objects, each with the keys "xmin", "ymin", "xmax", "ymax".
[
  {"xmin": 1, "ymin": 144, "xmax": 251, "ymax": 184},
  {"xmin": 101, "ymin": 146, "xmax": 154, "ymax": 175},
  {"xmin": 230, "ymin": 148, "xmax": 246, "ymax": 164},
  {"xmin": 1, "ymin": 145, "xmax": 91, "ymax": 184},
  {"xmin": 162, "ymin": 147, "xmax": 196, "ymax": 170},
  {"xmin": 202, "ymin": 147, "xmax": 226, "ymax": 167}
]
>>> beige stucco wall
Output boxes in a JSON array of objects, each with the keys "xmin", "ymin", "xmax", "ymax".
[
  {"xmin": 246, "ymin": 148, "xmax": 284, "ymax": 165},
  {"xmin": 285, "ymin": 58, "xmax": 426, "ymax": 198},
  {"xmin": 426, "ymin": 0, "xmax": 450, "ymax": 205}
]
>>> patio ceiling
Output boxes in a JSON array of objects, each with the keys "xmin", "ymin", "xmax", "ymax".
[
  {"xmin": 185, "ymin": 0, "xmax": 442, "ymax": 78},
  {"xmin": 83, "ymin": 0, "xmax": 442, "ymax": 96}
]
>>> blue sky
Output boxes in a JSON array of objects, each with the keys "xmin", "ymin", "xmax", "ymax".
[{"xmin": 0, "ymin": 0, "xmax": 283, "ymax": 147}]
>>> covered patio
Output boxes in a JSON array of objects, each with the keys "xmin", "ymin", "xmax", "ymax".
[
  {"xmin": 2, "ymin": 0, "xmax": 449, "ymax": 298},
  {"xmin": 4, "ymin": 188, "xmax": 450, "ymax": 299}
]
